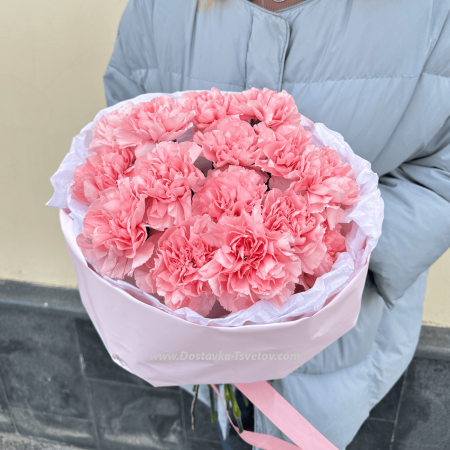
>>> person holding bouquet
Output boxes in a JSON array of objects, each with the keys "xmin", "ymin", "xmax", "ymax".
[{"xmin": 101, "ymin": 0, "xmax": 450, "ymax": 448}]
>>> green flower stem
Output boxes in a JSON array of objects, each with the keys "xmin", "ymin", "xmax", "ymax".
[
  {"xmin": 207, "ymin": 385, "xmax": 217, "ymax": 423},
  {"xmin": 224, "ymin": 384, "xmax": 231, "ymax": 411},
  {"xmin": 191, "ymin": 384, "xmax": 199, "ymax": 430},
  {"xmin": 229, "ymin": 385, "xmax": 244, "ymax": 434}
]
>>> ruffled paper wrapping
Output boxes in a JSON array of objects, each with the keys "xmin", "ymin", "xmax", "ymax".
[
  {"xmin": 60, "ymin": 206, "xmax": 370, "ymax": 386},
  {"xmin": 48, "ymin": 91, "xmax": 383, "ymax": 327}
]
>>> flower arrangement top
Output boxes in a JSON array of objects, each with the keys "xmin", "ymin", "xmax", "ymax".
[{"xmin": 73, "ymin": 88, "xmax": 360, "ymax": 317}]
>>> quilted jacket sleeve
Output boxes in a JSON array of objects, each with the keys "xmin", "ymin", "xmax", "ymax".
[
  {"xmin": 370, "ymin": 118, "xmax": 450, "ymax": 304},
  {"xmin": 370, "ymin": 4, "xmax": 450, "ymax": 304}
]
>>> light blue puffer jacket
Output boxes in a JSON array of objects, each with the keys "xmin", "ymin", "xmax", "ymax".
[{"xmin": 103, "ymin": 1, "xmax": 450, "ymax": 447}]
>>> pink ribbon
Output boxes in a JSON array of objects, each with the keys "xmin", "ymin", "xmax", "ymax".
[{"xmin": 212, "ymin": 381, "xmax": 338, "ymax": 450}]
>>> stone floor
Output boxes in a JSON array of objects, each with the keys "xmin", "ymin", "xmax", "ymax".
[{"xmin": 0, "ymin": 281, "xmax": 449, "ymax": 450}]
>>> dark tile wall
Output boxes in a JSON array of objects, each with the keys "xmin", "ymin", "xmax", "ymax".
[
  {"xmin": 0, "ymin": 280, "xmax": 83, "ymax": 310},
  {"xmin": 0, "ymin": 374, "xmax": 15, "ymax": 433},
  {"xmin": 0, "ymin": 432, "xmax": 84, "ymax": 450},
  {"xmin": 0, "ymin": 300, "xmax": 449, "ymax": 450},
  {"xmin": 0, "ymin": 305, "xmax": 96, "ymax": 449},
  {"xmin": 90, "ymin": 380, "xmax": 183, "ymax": 450},
  {"xmin": 348, "ymin": 357, "xmax": 450, "ymax": 450},
  {"xmin": 393, "ymin": 358, "xmax": 450, "ymax": 450}
]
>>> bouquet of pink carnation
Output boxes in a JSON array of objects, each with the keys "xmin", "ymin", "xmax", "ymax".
[
  {"xmin": 48, "ymin": 88, "xmax": 383, "ymax": 450},
  {"xmin": 55, "ymin": 88, "xmax": 364, "ymax": 319}
]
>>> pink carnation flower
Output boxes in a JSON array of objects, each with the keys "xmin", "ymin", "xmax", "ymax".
[
  {"xmin": 199, "ymin": 209, "xmax": 302, "ymax": 312},
  {"xmin": 297, "ymin": 225, "xmax": 346, "ymax": 290},
  {"xmin": 302, "ymin": 176, "xmax": 360, "ymax": 213},
  {"xmin": 177, "ymin": 88, "xmax": 233, "ymax": 131},
  {"xmin": 114, "ymin": 96, "xmax": 196, "ymax": 157},
  {"xmin": 320, "ymin": 206, "xmax": 345, "ymax": 231},
  {"xmin": 193, "ymin": 117, "xmax": 260, "ymax": 168},
  {"xmin": 262, "ymin": 189, "xmax": 327, "ymax": 275},
  {"xmin": 76, "ymin": 178, "xmax": 155, "ymax": 279},
  {"xmin": 89, "ymin": 103, "xmax": 136, "ymax": 154},
  {"xmin": 192, "ymin": 166, "xmax": 267, "ymax": 220},
  {"xmin": 229, "ymin": 88, "xmax": 302, "ymax": 129},
  {"xmin": 70, "ymin": 148, "xmax": 134, "ymax": 205},
  {"xmin": 288, "ymin": 146, "xmax": 360, "ymax": 213},
  {"xmin": 133, "ymin": 141, "xmax": 205, "ymax": 230},
  {"xmin": 256, "ymin": 124, "xmax": 314, "ymax": 178},
  {"xmin": 323, "ymin": 225, "xmax": 346, "ymax": 261},
  {"xmin": 135, "ymin": 215, "xmax": 216, "ymax": 316},
  {"xmin": 287, "ymin": 146, "xmax": 355, "ymax": 192}
]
